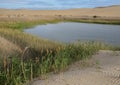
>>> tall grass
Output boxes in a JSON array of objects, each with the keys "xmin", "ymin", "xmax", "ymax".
[{"xmin": 0, "ymin": 41, "xmax": 107, "ymax": 85}]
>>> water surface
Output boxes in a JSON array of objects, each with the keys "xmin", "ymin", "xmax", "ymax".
[{"xmin": 24, "ymin": 22, "xmax": 120, "ymax": 45}]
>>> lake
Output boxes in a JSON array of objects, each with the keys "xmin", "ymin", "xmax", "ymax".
[{"xmin": 24, "ymin": 22, "xmax": 120, "ymax": 45}]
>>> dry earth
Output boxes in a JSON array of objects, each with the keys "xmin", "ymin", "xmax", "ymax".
[{"xmin": 32, "ymin": 50, "xmax": 120, "ymax": 85}]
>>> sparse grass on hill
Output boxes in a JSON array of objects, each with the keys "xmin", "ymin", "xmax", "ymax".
[{"xmin": 0, "ymin": 28, "xmax": 62, "ymax": 59}]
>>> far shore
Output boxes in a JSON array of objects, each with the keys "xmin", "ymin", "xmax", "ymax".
[{"xmin": 0, "ymin": 5, "xmax": 120, "ymax": 24}]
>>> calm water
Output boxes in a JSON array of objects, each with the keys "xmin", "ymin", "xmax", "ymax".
[{"xmin": 24, "ymin": 22, "xmax": 120, "ymax": 45}]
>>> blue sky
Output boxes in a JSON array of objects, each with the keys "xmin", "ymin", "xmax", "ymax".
[{"xmin": 0, "ymin": 0, "xmax": 120, "ymax": 9}]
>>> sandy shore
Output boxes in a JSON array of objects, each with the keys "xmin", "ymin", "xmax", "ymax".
[
  {"xmin": 32, "ymin": 50, "xmax": 120, "ymax": 85},
  {"xmin": 0, "ymin": 5, "xmax": 120, "ymax": 20}
]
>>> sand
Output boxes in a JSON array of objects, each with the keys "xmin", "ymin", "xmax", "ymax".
[
  {"xmin": 0, "ymin": 5, "xmax": 120, "ymax": 20},
  {"xmin": 32, "ymin": 50, "xmax": 120, "ymax": 85}
]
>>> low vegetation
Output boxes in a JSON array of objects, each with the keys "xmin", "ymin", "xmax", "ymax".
[
  {"xmin": 0, "ymin": 19, "xmax": 61, "ymax": 31},
  {"xmin": 0, "ymin": 18, "xmax": 119, "ymax": 85},
  {"xmin": 68, "ymin": 19, "xmax": 120, "ymax": 25}
]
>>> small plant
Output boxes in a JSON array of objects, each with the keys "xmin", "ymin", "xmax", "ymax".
[
  {"xmin": 93, "ymin": 15, "xmax": 97, "ymax": 18},
  {"xmin": 96, "ymin": 60, "xmax": 100, "ymax": 65}
]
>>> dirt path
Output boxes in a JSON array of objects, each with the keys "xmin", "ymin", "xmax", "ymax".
[{"xmin": 32, "ymin": 50, "xmax": 120, "ymax": 85}]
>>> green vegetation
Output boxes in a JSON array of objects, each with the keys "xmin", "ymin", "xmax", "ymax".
[
  {"xmin": 0, "ymin": 19, "xmax": 61, "ymax": 31},
  {"xmin": 67, "ymin": 19, "xmax": 120, "ymax": 25},
  {"xmin": 0, "ymin": 18, "xmax": 120, "ymax": 85}
]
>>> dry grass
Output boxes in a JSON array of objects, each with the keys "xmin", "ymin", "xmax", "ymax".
[{"xmin": 0, "ymin": 36, "xmax": 22, "ymax": 57}]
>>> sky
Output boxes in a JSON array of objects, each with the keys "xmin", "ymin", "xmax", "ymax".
[{"xmin": 0, "ymin": 0, "xmax": 120, "ymax": 9}]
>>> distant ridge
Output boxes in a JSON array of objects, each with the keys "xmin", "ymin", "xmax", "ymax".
[
  {"xmin": 95, "ymin": 5, "xmax": 120, "ymax": 8},
  {"xmin": 0, "ymin": 5, "xmax": 120, "ymax": 10}
]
